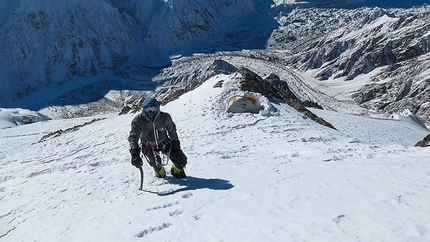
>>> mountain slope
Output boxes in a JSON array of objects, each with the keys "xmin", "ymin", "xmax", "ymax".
[
  {"xmin": 1, "ymin": 73, "xmax": 429, "ymax": 241},
  {"xmin": 0, "ymin": 0, "xmax": 266, "ymax": 105},
  {"xmin": 2, "ymin": 0, "xmax": 430, "ymax": 126},
  {"xmin": 269, "ymin": 4, "xmax": 430, "ymax": 125}
]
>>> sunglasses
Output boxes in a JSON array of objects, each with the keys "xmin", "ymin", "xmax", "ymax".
[{"xmin": 144, "ymin": 106, "xmax": 157, "ymax": 112}]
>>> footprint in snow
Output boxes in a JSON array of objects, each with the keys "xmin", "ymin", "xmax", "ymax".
[
  {"xmin": 169, "ymin": 209, "xmax": 183, "ymax": 217},
  {"xmin": 145, "ymin": 201, "xmax": 180, "ymax": 211},
  {"xmin": 181, "ymin": 192, "xmax": 193, "ymax": 198},
  {"xmin": 135, "ymin": 223, "xmax": 172, "ymax": 238},
  {"xmin": 333, "ymin": 214, "xmax": 346, "ymax": 224}
]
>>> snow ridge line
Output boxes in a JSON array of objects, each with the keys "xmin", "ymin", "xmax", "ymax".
[{"xmin": 35, "ymin": 118, "xmax": 105, "ymax": 144}]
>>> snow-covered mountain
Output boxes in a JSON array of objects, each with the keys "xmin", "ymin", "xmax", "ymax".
[
  {"xmin": 270, "ymin": 3, "xmax": 430, "ymax": 126},
  {"xmin": 1, "ymin": 72, "xmax": 429, "ymax": 241},
  {"xmin": 1, "ymin": 0, "xmax": 430, "ymax": 126},
  {"xmin": 1, "ymin": 1, "xmax": 430, "ymax": 240},
  {"xmin": 0, "ymin": 0, "xmax": 262, "ymax": 104}
]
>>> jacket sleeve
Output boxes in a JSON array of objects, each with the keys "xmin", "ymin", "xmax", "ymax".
[
  {"xmin": 128, "ymin": 115, "xmax": 142, "ymax": 150},
  {"xmin": 164, "ymin": 113, "xmax": 179, "ymax": 141}
]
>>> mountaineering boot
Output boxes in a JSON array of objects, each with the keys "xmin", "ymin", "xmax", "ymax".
[
  {"xmin": 155, "ymin": 166, "xmax": 166, "ymax": 178},
  {"xmin": 171, "ymin": 164, "xmax": 186, "ymax": 178}
]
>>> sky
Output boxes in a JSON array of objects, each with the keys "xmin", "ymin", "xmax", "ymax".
[{"xmin": 1, "ymin": 72, "xmax": 430, "ymax": 241}]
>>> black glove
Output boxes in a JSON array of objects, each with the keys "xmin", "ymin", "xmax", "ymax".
[
  {"xmin": 130, "ymin": 148, "xmax": 143, "ymax": 168},
  {"xmin": 171, "ymin": 140, "xmax": 181, "ymax": 151}
]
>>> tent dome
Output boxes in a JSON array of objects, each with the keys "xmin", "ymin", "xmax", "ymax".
[{"xmin": 227, "ymin": 96, "xmax": 261, "ymax": 114}]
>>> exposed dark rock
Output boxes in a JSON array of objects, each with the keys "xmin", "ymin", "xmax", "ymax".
[
  {"xmin": 237, "ymin": 67, "xmax": 336, "ymax": 130},
  {"xmin": 213, "ymin": 80, "xmax": 224, "ymax": 88},
  {"xmin": 264, "ymin": 73, "xmax": 301, "ymax": 103},
  {"xmin": 36, "ymin": 118, "xmax": 105, "ymax": 143},
  {"xmin": 415, "ymin": 134, "xmax": 430, "ymax": 147},
  {"xmin": 119, "ymin": 98, "xmax": 144, "ymax": 115},
  {"xmin": 160, "ymin": 89, "xmax": 188, "ymax": 106}
]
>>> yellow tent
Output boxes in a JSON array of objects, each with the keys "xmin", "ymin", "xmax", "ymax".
[{"xmin": 227, "ymin": 96, "xmax": 261, "ymax": 114}]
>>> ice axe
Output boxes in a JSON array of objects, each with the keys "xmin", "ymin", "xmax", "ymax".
[
  {"xmin": 137, "ymin": 166, "xmax": 158, "ymax": 194},
  {"xmin": 138, "ymin": 166, "xmax": 144, "ymax": 191}
]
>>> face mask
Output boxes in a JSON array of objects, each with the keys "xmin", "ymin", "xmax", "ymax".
[{"xmin": 144, "ymin": 106, "xmax": 157, "ymax": 120}]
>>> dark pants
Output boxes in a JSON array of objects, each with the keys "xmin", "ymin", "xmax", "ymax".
[{"xmin": 142, "ymin": 143, "xmax": 187, "ymax": 171}]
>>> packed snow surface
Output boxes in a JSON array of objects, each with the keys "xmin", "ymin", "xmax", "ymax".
[{"xmin": 1, "ymin": 74, "xmax": 429, "ymax": 241}]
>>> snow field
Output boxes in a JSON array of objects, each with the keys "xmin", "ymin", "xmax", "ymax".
[{"xmin": 1, "ymin": 73, "xmax": 430, "ymax": 241}]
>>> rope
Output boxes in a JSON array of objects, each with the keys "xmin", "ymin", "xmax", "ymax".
[{"xmin": 148, "ymin": 122, "xmax": 170, "ymax": 167}]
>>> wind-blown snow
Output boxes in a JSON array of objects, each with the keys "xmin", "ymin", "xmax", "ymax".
[{"xmin": 1, "ymin": 73, "xmax": 429, "ymax": 241}]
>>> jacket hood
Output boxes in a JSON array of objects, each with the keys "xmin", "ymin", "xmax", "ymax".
[
  {"xmin": 141, "ymin": 97, "xmax": 160, "ymax": 121},
  {"xmin": 142, "ymin": 97, "xmax": 160, "ymax": 111}
]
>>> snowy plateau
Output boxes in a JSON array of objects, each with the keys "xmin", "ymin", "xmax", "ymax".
[{"xmin": 1, "ymin": 0, "xmax": 430, "ymax": 241}]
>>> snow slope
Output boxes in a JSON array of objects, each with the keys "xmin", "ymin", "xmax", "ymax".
[
  {"xmin": 0, "ymin": 108, "xmax": 49, "ymax": 129},
  {"xmin": 1, "ymin": 73, "xmax": 430, "ymax": 241}
]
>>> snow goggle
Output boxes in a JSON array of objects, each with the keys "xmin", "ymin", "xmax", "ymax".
[{"xmin": 144, "ymin": 107, "xmax": 157, "ymax": 112}]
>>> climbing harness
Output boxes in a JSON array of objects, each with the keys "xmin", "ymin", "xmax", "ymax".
[{"xmin": 141, "ymin": 122, "xmax": 171, "ymax": 167}]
